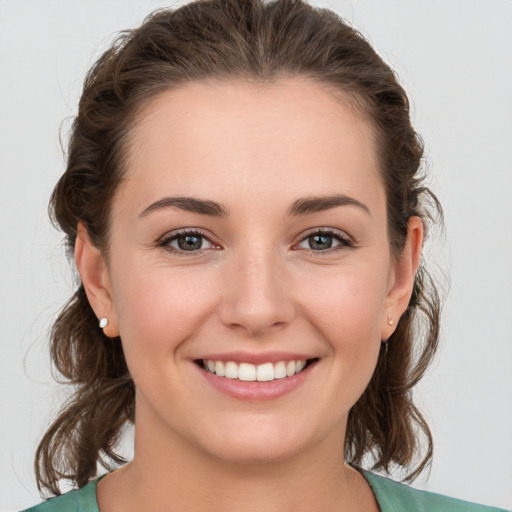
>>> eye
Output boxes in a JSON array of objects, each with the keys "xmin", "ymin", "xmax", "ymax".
[
  {"xmin": 159, "ymin": 230, "xmax": 216, "ymax": 253},
  {"xmin": 296, "ymin": 229, "xmax": 353, "ymax": 252}
]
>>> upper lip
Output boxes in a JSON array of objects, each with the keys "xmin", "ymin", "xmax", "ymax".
[{"xmin": 195, "ymin": 351, "xmax": 317, "ymax": 365}]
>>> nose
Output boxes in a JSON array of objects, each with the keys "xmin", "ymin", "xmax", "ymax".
[{"xmin": 218, "ymin": 248, "xmax": 295, "ymax": 337}]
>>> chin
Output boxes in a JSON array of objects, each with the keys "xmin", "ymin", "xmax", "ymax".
[
  {"xmin": 194, "ymin": 418, "xmax": 317, "ymax": 466},
  {"xmin": 208, "ymin": 440, "xmax": 302, "ymax": 466}
]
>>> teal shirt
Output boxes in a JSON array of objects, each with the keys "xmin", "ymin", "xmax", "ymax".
[{"xmin": 21, "ymin": 471, "xmax": 508, "ymax": 512}]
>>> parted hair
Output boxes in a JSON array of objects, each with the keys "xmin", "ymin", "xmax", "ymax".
[{"xmin": 37, "ymin": 0, "xmax": 442, "ymax": 496}]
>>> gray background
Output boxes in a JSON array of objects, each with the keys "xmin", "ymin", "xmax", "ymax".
[{"xmin": 1, "ymin": 0, "xmax": 511, "ymax": 510}]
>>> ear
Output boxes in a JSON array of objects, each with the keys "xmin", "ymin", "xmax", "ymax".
[
  {"xmin": 75, "ymin": 223, "xmax": 119, "ymax": 338},
  {"xmin": 381, "ymin": 216, "xmax": 423, "ymax": 340}
]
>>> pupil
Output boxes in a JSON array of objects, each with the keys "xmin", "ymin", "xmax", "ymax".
[
  {"xmin": 178, "ymin": 235, "xmax": 202, "ymax": 251},
  {"xmin": 310, "ymin": 234, "xmax": 332, "ymax": 250}
]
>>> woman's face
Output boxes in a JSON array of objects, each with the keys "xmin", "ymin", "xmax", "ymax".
[{"xmin": 80, "ymin": 78, "xmax": 420, "ymax": 465}]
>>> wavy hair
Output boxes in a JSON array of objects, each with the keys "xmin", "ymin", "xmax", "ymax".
[{"xmin": 36, "ymin": 0, "xmax": 442, "ymax": 496}]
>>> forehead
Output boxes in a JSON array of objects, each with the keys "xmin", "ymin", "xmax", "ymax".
[{"xmin": 118, "ymin": 78, "xmax": 383, "ymax": 215}]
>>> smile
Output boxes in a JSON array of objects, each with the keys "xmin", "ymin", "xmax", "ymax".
[{"xmin": 200, "ymin": 359, "xmax": 312, "ymax": 382}]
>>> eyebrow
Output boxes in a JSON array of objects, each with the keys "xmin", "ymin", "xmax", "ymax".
[
  {"xmin": 138, "ymin": 193, "xmax": 370, "ymax": 219},
  {"xmin": 287, "ymin": 194, "xmax": 371, "ymax": 216},
  {"xmin": 139, "ymin": 196, "xmax": 229, "ymax": 218}
]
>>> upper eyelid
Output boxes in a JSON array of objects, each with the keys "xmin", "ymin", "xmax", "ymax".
[
  {"xmin": 159, "ymin": 228, "xmax": 215, "ymax": 242},
  {"xmin": 158, "ymin": 229, "xmax": 220, "ymax": 253},
  {"xmin": 296, "ymin": 227, "xmax": 353, "ymax": 242},
  {"xmin": 293, "ymin": 229, "xmax": 355, "ymax": 253}
]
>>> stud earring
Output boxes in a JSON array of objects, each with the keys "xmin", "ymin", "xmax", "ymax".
[
  {"xmin": 99, "ymin": 317, "xmax": 109, "ymax": 329},
  {"xmin": 387, "ymin": 315, "xmax": 394, "ymax": 326}
]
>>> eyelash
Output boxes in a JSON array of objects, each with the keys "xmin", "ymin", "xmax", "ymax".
[
  {"xmin": 157, "ymin": 228, "xmax": 354, "ymax": 255},
  {"xmin": 158, "ymin": 229, "xmax": 218, "ymax": 255},
  {"xmin": 295, "ymin": 228, "xmax": 354, "ymax": 256}
]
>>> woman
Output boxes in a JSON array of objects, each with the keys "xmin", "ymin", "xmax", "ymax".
[{"xmin": 19, "ymin": 0, "xmax": 507, "ymax": 511}]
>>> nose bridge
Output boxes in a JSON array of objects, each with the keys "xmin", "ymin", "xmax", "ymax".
[{"xmin": 220, "ymin": 243, "xmax": 294, "ymax": 336}]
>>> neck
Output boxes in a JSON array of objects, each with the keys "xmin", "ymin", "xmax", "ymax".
[{"xmin": 97, "ymin": 410, "xmax": 377, "ymax": 512}]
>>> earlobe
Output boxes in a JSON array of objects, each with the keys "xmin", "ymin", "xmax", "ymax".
[
  {"xmin": 75, "ymin": 223, "xmax": 119, "ymax": 338},
  {"xmin": 381, "ymin": 216, "xmax": 423, "ymax": 340}
]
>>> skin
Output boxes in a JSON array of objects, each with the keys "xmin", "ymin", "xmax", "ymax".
[{"xmin": 75, "ymin": 78, "xmax": 423, "ymax": 512}]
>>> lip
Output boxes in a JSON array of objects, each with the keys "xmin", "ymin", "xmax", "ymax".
[{"xmin": 194, "ymin": 356, "xmax": 318, "ymax": 401}]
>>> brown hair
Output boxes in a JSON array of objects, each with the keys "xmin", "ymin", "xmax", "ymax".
[{"xmin": 37, "ymin": 0, "xmax": 442, "ymax": 496}]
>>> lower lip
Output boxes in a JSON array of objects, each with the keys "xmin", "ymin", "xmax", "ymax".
[{"xmin": 197, "ymin": 361, "xmax": 317, "ymax": 401}]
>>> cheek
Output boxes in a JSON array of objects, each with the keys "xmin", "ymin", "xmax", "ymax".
[
  {"xmin": 297, "ymin": 264, "xmax": 388, "ymax": 351},
  {"xmin": 289, "ymin": 264, "xmax": 388, "ymax": 423},
  {"xmin": 111, "ymin": 259, "xmax": 221, "ymax": 359}
]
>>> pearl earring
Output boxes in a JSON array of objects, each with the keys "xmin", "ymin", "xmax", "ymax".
[
  {"xmin": 99, "ymin": 317, "xmax": 109, "ymax": 329},
  {"xmin": 387, "ymin": 315, "xmax": 394, "ymax": 326}
]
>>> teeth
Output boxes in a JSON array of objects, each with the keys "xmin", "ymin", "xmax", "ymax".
[
  {"xmin": 202, "ymin": 359, "xmax": 309, "ymax": 381},
  {"xmin": 225, "ymin": 361, "xmax": 238, "ymax": 379},
  {"xmin": 215, "ymin": 361, "xmax": 225, "ymax": 377},
  {"xmin": 256, "ymin": 362, "xmax": 274, "ymax": 382},
  {"xmin": 274, "ymin": 361, "xmax": 287, "ymax": 379},
  {"xmin": 239, "ymin": 363, "xmax": 256, "ymax": 381}
]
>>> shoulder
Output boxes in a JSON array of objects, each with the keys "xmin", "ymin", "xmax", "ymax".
[
  {"xmin": 362, "ymin": 471, "xmax": 508, "ymax": 512},
  {"xmin": 19, "ymin": 480, "xmax": 99, "ymax": 512}
]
